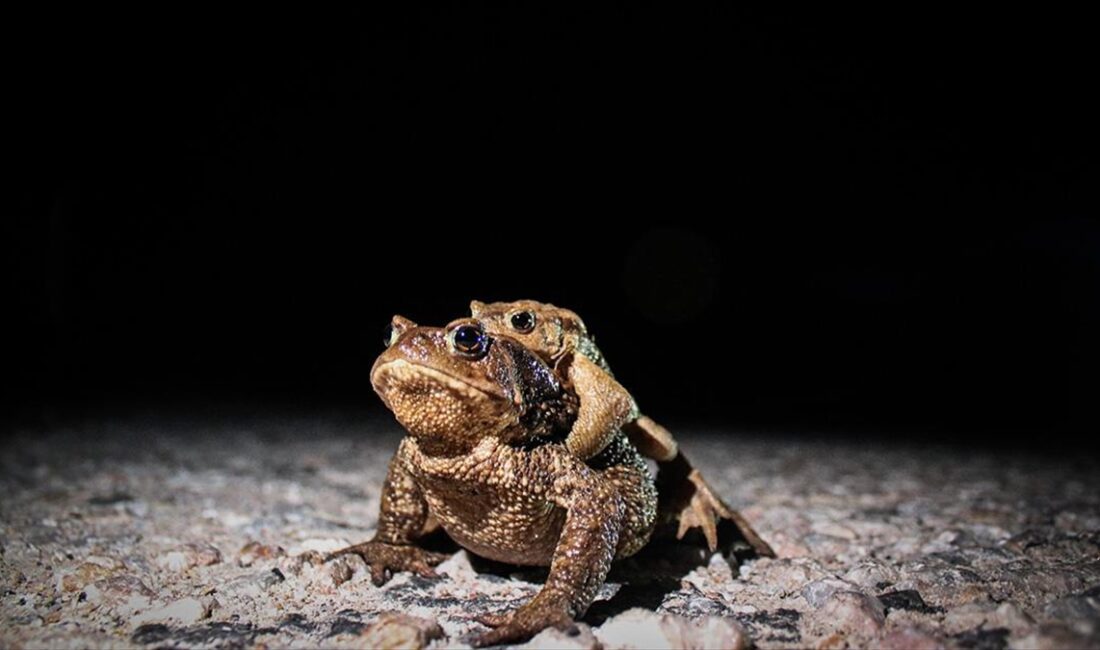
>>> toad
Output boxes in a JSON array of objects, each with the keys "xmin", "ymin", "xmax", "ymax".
[
  {"xmin": 468, "ymin": 299, "xmax": 773, "ymax": 557},
  {"xmin": 331, "ymin": 316, "xmax": 658, "ymax": 646}
]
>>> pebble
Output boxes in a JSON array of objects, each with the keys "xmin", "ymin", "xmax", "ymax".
[
  {"xmin": 327, "ymin": 553, "xmax": 365, "ymax": 586},
  {"xmin": 594, "ymin": 608, "xmax": 748, "ymax": 650},
  {"xmin": 814, "ymin": 591, "xmax": 886, "ymax": 637},
  {"xmin": 237, "ymin": 540, "xmax": 285, "ymax": 567},
  {"xmin": 802, "ymin": 578, "xmax": 861, "ymax": 609},
  {"xmin": 524, "ymin": 623, "xmax": 600, "ymax": 650},
  {"xmin": 878, "ymin": 627, "xmax": 946, "ymax": 649},
  {"xmin": 131, "ymin": 597, "xmax": 210, "ymax": 625},
  {"xmin": 155, "ymin": 543, "xmax": 222, "ymax": 572},
  {"xmin": 82, "ymin": 575, "xmax": 156, "ymax": 617},
  {"xmin": 843, "ymin": 559, "xmax": 899, "ymax": 590},
  {"xmin": 357, "ymin": 612, "xmax": 443, "ymax": 649},
  {"xmin": 278, "ymin": 550, "xmax": 326, "ymax": 577},
  {"xmin": 812, "ymin": 521, "xmax": 858, "ymax": 540},
  {"xmin": 57, "ymin": 560, "xmax": 120, "ymax": 593},
  {"xmin": 83, "ymin": 575, "xmax": 155, "ymax": 608}
]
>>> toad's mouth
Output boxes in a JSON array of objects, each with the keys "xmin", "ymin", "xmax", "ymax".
[
  {"xmin": 367, "ymin": 358, "xmax": 508, "ymax": 409},
  {"xmin": 370, "ymin": 358, "xmax": 507, "ymax": 402},
  {"xmin": 370, "ymin": 358, "xmax": 516, "ymax": 440}
]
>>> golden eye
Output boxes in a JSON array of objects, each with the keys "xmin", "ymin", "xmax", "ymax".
[{"xmin": 509, "ymin": 311, "xmax": 535, "ymax": 333}]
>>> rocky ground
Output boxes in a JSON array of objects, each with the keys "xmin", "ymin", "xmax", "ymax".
[{"xmin": 2, "ymin": 412, "xmax": 1098, "ymax": 649}]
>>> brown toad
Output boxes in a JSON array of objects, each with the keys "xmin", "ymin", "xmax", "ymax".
[
  {"xmin": 469, "ymin": 299, "xmax": 774, "ymax": 556},
  {"xmin": 330, "ymin": 316, "xmax": 658, "ymax": 646}
]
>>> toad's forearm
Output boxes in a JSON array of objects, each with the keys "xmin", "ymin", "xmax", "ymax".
[
  {"xmin": 563, "ymin": 354, "xmax": 636, "ymax": 460},
  {"xmin": 375, "ymin": 451, "xmax": 431, "ymax": 544}
]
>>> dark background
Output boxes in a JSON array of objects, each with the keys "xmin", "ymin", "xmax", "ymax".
[{"xmin": 8, "ymin": 8, "xmax": 1098, "ymax": 445}]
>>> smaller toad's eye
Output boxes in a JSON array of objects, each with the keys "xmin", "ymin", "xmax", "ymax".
[
  {"xmin": 450, "ymin": 324, "xmax": 489, "ymax": 359},
  {"xmin": 383, "ymin": 323, "xmax": 396, "ymax": 347},
  {"xmin": 509, "ymin": 311, "xmax": 535, "ymax": 333}
]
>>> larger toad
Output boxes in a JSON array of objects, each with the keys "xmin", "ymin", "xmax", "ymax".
[{"xmin": 330, "ymin": 316, "xmax": 658, "ymax": 646}]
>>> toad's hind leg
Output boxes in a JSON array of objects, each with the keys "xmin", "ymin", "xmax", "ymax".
[
  {"xmin": 624, "ymin": 414, "xmax": 774, "ymax": 557},
  {"xmin": 656, "ymin": 451, "xmax": 775, "ymax": 558},
  {"xmin": 623, "ymin": 415, "xmax": 679, "ymax": 462}
]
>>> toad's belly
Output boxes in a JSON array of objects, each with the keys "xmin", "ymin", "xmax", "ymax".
[{"xmin": 416, "ymin": 474, "xmax": 566, "ymax": 565}]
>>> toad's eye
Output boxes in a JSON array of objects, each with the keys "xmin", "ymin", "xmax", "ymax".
[
  {"xmin": 509, "ymin": 311, "xmax": 535, "ymax": 333},
  {"xmin": 383, "ymin": 323, "xmax": 397, "ymax": 347},
  {"xmin": 450, "ymin": 324, "xmax": 489, "ymax": 358}
]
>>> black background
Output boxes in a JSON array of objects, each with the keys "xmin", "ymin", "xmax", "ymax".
[{"xmin": 8, "ymin": 8, "xmax": 1098, "ymax": 445}]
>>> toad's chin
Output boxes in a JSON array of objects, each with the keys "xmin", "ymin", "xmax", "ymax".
[{"xmin": 371, "ymin": 359, "xmax": 517, "ymax": 442}]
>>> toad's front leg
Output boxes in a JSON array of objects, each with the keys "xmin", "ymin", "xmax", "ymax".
[
  {"xmin": 327, "ymin": 451, "xmax": 448, "ymax": 585},
  {"xmin": 473, "ymin": 462, "xmax": 625, "ymax": 647}
]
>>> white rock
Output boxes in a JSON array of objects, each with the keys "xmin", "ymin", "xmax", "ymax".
[
  {"xmin": 131, "ymin": 597, "xmax": 209, "ymax": 625},
  {"xmin": 596, "ymin": 608, "xmax": 672, "ymax": 649},
  {"xmin": 594, "ymin": 608, "xmax": 747, "ymax": 650},
  {"xmin": 524, "ymin": 623, "xmax": 599, "ymax": 650}
]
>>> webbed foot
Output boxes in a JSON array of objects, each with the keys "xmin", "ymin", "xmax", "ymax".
[
  {"xmin": 674, "ymin": 469, "xmax": 775, "ymax": 557},
  {"xmin": 325, "ymin": 540, "xmax": 448, "ymax": 586},
  {"xmin": 471, "ymin": 592, "xmax": 574, "ymax": 647}
]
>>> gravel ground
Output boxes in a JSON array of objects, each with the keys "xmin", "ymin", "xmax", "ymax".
[{"xmin": 2, "ymin": 413, "xmax": 1098, "ymax": 649}]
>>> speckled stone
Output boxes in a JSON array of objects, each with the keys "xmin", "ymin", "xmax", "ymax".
[
  {"xmin": 1, "ymin": 414, "xmax": 1098, "ymax": 648},
  {"xmin": 358, "ymin": 612, "xmax": 444, "ymax": 649}
]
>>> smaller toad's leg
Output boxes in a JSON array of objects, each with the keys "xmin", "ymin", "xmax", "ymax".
[
  {"xmin": 326, "ymin": 452, "xmax": 448, "ymax": 585},
  {"xmin": 656, "ymin": 451, "xmax": 775, "ymax": 557},
  {"xmin": 473, "ymin": 462, "xmax": 625, "ymax": 647},
  {"xmin": 561, "ymin": 354, "xmax": 636, "ymax": 460},
  {"xmin": 623, "ymin": 414, "xmax": 679, "ymax": 461}
]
